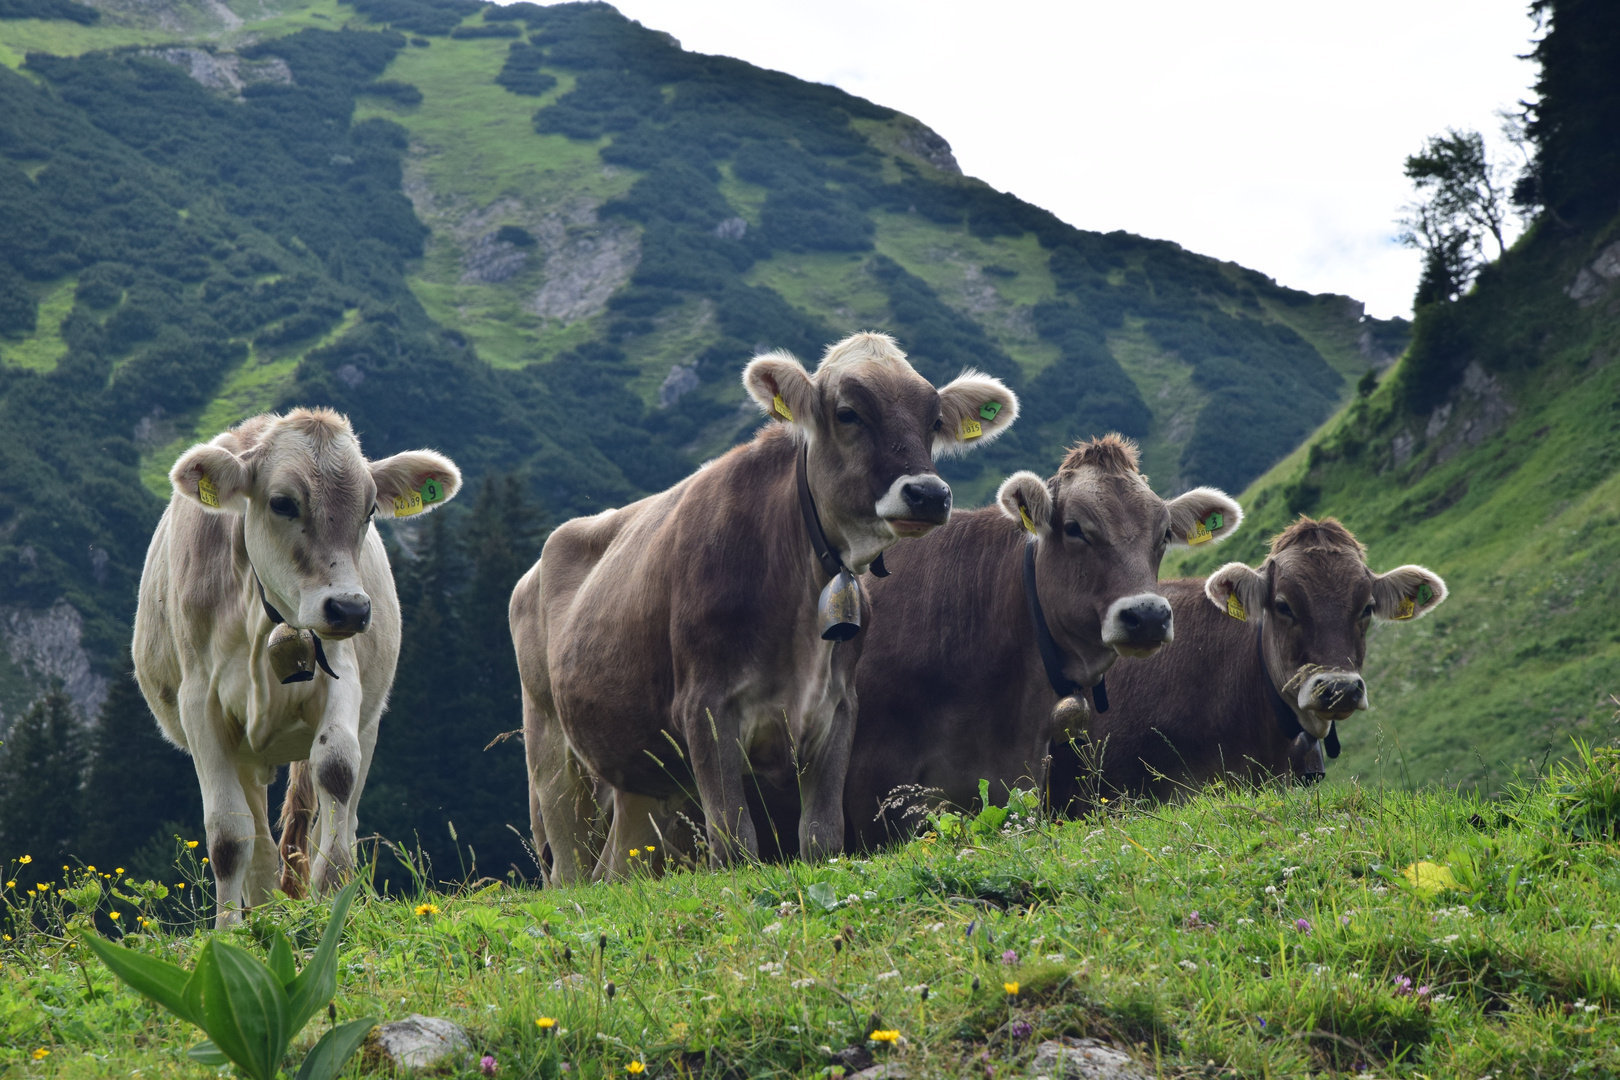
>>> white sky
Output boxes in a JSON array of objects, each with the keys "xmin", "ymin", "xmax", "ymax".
[{"xmin": 516, "ymin": 1, "xmax": 1541, "ymax": 320}]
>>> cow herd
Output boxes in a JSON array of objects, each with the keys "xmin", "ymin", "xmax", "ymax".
[{"xmin": 132, "ymin": 332, "xmax": 1447, "ymax": 923}]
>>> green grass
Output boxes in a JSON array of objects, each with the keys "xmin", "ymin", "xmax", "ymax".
[
  {"xmin": 0, "ymin": 277, "xmax": 75, "ymax": 373},
  {"xmin": 1108, "ymin": 315, "xmax": 1200, "ymax": 492},
  {"xmin": 7, "ymin": 771, "xmax": 1620, "ymax": 1078}
]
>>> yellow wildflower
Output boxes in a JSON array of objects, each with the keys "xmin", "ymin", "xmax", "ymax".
[
  {"xmin": 87, "ymin": 865, "xmax": 96, "ymax": 872},
  {"xmin": 115, "ymin": 868, "xmax": 124, "ymax": 875},
  {"xmin": 186, "ymin": 841, "xmax": 199, "ymax": 849},
  {"xmin": 536, "ymin": 1017, "xmax": 556, "ymax": 1029},
  {"xmin": 4, "ymin": 881, "xmax": 13, "ymax": 889},
  {"xmin": 645, "ymin": 844, "xmax": 656, "ymax": 852},
  {"xmin": 1004, "ymin": 981, "xmax": 1019, "ymax": 996},
  {"xmin": 626, "ymin": 1062, "xmax": 646, "ymax": 1075},
  {"xmin": 18, "ymin": 855, "xmax": 31, "ymax": 864},
  {"xmin": 36, "ymin": 884, "xmax": 48, "ymax": 892},
  {"xmin": 109, "ymin": 911, "xmax": 121, "ymax": 920},
  {"xmin": 628, "ymin": 849, "xmax": 640, "ymax": 858},
  {"xmin": 3, "ymin": 934, "xmax": 11, "ymax": 941},
  {"xmin": 202, "ymin": 858, "xmax": 209, "ymax": 865},
  {"xmin": 176, "ymin": 883, "xmax": 185, "ymax": 889},
  {"xmin": 869, "ymin": 1030, "xmax": 900, "ymax": 1043},
  {"xmin": 415, "ymin": 903, "xmax": 440, "ymax": 916},
  {"xmin": 31, "ymin": 1049, "xmax": 50, "ymax": 1060}
]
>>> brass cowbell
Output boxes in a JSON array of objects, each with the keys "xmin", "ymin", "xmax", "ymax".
[
  {"xmin": 267, "ymin": 623, "xmax": 316, "ymax": 684},
  {"xmin": 818, "ymin": 568, "xmax": 862, "ymax": 642}
]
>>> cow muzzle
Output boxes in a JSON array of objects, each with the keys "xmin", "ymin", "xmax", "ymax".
[
  {"xmin": 1296, "ymin": 670, "xmax": 1367, "ymax": 724},
  {"xmin": 319, "ymin": 594, "xmax": 372, "ymax": 639},
  {"xmin": 877, "ymin": 473, "xmax": 952, "ymax": 536},
  {"xmin": 1102, "ymin": 593, "xmax": 1174, "ymax": 658}
]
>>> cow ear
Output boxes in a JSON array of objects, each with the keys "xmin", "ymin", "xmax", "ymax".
[
  {"xmin": 171, "ymin": 443, "xmax": 250, "ymax": 514},
  {"xmin": 1165, "ymin": 487, "xmax": 1243, "ymax": 548},
  {"xmin": 371, "ymin": 450, "xmax": 462, "ymax": 519},
  {"xmin": 935, "ymin": 371, "xmax": 1018, "ymax": 457},
  {"xmin": 743, "ymin": 351, "xmax": 816, "ymax": 428},
  {"xmin": 996, "ymin": 471, "xmax": 1053, "ymax": 539},
  {"xmin": 1205, "ymin": 561, "xmax": 1265, "ymax": 622},
  {"xmin": 1371, "ymin": 564, "xmax": 1447, "ymax": 622}
]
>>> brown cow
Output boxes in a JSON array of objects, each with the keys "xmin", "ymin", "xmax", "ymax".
[
  {"xmin": 510, "ymin": 332, "xmax": 1017, "ymax": 884},
  {"xmin": 1056, "ymin": 516, "xmax": 1447, "ymax": 802},
  {"xmin": 838, "ymin": 435, "xmax": 1243, "ymax": 848}
]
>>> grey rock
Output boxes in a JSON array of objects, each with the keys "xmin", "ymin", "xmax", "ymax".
[
  {"xmin": 659, "ymin": 364, "xmax": 701, "ymax": 409},
  {"xmin": 897, "ymin": 124, "xmax": 961, "ymax": 174},
  {"xmin": 142, "ymin": 48, "xmax": 292, "ymax": 97},
  {"xmin": 363, "ymin": 1014, "xmax": 471, "ymax": 1070},
  {"xmin": 851, "ymin": 1065, "xmax": 908, "ymax": 1080},
  {"xmin": 714, "ymin": 216, "xmax": 748, "ymax": 241},
  {"xmin": 1029, "ymin": 1037, "xmax": 1150, "ymax": 1080},
  {"xmin": 1, "ymin": 600, "xmax": 108, "ymax": 735},
  {"xmin": 460, "ymin": 232, "xmax": 530, "ymax": 284},
  {"xmin": 531, "ymin": 224, "xmax": 641, "ymax": 324},
  {"xmin": 1567, "ymin": 240, "xmax": 1620, "ymax": 306}
]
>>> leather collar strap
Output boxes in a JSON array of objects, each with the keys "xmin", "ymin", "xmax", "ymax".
[
  {"xmin": 1254, "ymin": 626, "xmax": 1336, "ymax": 758},
  {"xmin": 1022, "ymin": 542, "xmax": 1107, "ymax": 712},
  {"xmin": 795, "ymin": 443, "xmax": 888, "ymax": 579},
  {"xmin": 255, "ymin": 571, "xmax": 339, "ymax": 680}
]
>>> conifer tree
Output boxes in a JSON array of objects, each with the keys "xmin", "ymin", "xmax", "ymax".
[{"xmin": 0, "ymin": 685, "xmax": 85, "ymax": 873}]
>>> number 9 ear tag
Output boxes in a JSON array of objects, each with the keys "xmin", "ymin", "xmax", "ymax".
[
  {"xmin": 1019, "ymin": 505, "xmax": 1037, "ymax": 534},
  {"xmin": 1226, "ymin": 593, "xmax": 1247, "ymax": 621},
  {"xmin": 420, "ymin": 478, "xmax": 443, "ymax": 505}
]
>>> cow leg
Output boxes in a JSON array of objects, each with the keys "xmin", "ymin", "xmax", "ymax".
[
  {"xmin": 797, "ymin": 691, "xmax": 856, "ymax": 861},
  {"xmin": 240, "ymin": 764, "xmax": 280, "ymax": 910},
  {"xmin": 680, "ymin": 701, "xmax": 758, "ymax": 866},
  {"xmin": 308, "ymin": 670, "xmax": 364, "ymax": 894},
  {"xmin": 592, "ymin": 791, "xmax": 666, "ymax": 881},
  {"xmin": 527, "ymin": 690, "xmax": 595, "ymax": 887},
  {"xmin": 180, "ymin": 686, "xmax": 255, "ymax": 927}
]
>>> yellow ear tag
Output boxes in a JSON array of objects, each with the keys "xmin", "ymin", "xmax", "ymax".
[
  {"xmin": 1226, "ymin": 593, "xmax": 1247, "ymax": 621},
  {"xmin": 393, "ymin": 490, "xmax": 425, "ymax": 518},
  {"xmin": 1019, "ymin": 506, "xmax": 1036, "ymax": 534},
  {"xmin": 1188, "ymin": 518, "xmax": 1213, "ymax": 545},
  {"xmin": 197, "ymin": 476, "xmax": 220, "ymax": 509},
  {"xmin": 1396, "ymin": 595, "xmax": 1416, "ymax": 620},
  {"xmin": 772, "ymin": 394, "xmax": 793, "ymax": 422},
  {"xmin": 960, "ymin": 417, "xmax": 983, "ymax": 440}
]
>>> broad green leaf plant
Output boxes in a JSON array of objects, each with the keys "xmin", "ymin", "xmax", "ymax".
[{"xmin": 83, "ymin": 879, "xmax": 374, "ymax": 1080}]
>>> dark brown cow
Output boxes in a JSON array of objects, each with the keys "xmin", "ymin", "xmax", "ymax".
[
  {"xmin": 1057, "ymin": 516, "xmax": 1447, "ymax": 802},
  {"xmin": 510, "ymin": 333, "xmax": 1017, "ymax": 883},
  {"xmin": 838, "ymin": 435, "xmax": 1243, "ymax": 848}
]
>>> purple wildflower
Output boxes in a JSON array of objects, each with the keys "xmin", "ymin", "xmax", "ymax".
[
  {"xmin": 1416, "ymin": 985, "xmax": 1432, "ymax": 998},
  {"xmin": 1393, "ymin": 975, "xmax": 1413, "ymax": 996},
  {"xmin": 1185, "ymin": 911, "xmax": 1204, "ymax": 929},
  {"xmin": 1001, "ymin": 949, "xmax": 1018, "ymax": 966},
  {"xmin": 480, "ymin": 1054, "xmax": 498, "ymax": 1076},
  {"xmin": 1294, "ymin": 918, "xmax": 1312, "ymax": 934},
  {"xmin": 1008, "ymin": 1020, "xmax": 1033, "ymax": 1040}
]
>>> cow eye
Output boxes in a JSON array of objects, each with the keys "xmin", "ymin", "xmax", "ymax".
[
  {"xmin": 1162, "ymin": 527, "xmax": 1173, "ymax": 545},
  {"xmin": 269, "ymin": 496, "xmax": 299, "ymax": 519},
  {"xmin": 1275, "ymin": 600, "xmax": 1294, "ymax": 618},
  {"xmin": 1064, "ymin": 521, "xmax": 1087, "ymax": 542},
  {"xmin": 836, "ymin": 408, "xmax": 860, "ymax": 425},
  {"xmin": 1361, "ymin": 603, "xmax": 1375, "ymax": 619}
]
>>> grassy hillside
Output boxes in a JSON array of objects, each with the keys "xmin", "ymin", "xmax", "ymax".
[
  {"xmin": 7, "ymin": 768, "xmax": 1620, "ymax": 1077},
  {"xmin": 1167, "ymin": 214, "xmax": 1620, "ymax": 791},
  {"xmin": 0, "ymin": 0, "xmax": 1408, "ymax": 727}
]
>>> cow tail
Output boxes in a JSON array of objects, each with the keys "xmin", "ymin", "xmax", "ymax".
[{"xmin": 277, "ymin": 761, "xmax": 315, "ymax": 899}]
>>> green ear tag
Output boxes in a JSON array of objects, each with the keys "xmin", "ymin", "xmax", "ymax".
[
  {"xmin": 1207, "ymin": 512, "xmax": 1224, "ymax": 531},
  {"xmin": 1417, "ymin": 583, "xmax": 1433, "ymax": 605},
  {"xmin": 979, "ymin": 401, "xmax": 1002, "ymax": 421},
  {"xmin": 420, "ymin": 478, "xmax": 443, "ymax": 505}
]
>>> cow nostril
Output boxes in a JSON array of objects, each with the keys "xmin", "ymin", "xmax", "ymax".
[
  {"xmin": 1119, "ymin": 610, "xmax": 1141, "ymax": 630},
  {"xmin": 323, "ymin": 597, "xmax": 371, "ymax": 630}
]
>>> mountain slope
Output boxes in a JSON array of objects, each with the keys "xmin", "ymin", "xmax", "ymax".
[
  {"xmin": 0, "ymin": 0, "xmax": 1403, "ymax": 723},
  {"xmin": 1168, "ymin": 215, "xmax": 1620, "ymax": 790}
]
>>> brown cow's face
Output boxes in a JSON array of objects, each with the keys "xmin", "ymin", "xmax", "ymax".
[
  {"xmin": 999, "ymin": 460, "xmax": 1243, "ymax": 688},
  {"xmin": 1205, "ymin": 535, "xmax": 1447, "ymax": 738},
  {"xmin": 744, "ymin": 332, "xmax": 1018, "ymax": 572},
  {"xmin": 170, "ymin": 411, "xmax": 461, "ymax": 639}
]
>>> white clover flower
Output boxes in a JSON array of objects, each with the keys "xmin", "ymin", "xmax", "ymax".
[
  {"xmin": 791, "ymin": 978, "xmax": 815, "ymax": 989},
  {"xmin": 1178, "ymin": 959, "xmax": 1198, "ymax": 971},
  {"xmin": 875, "ymin": 970, "xmax": 900, "ymax": 981},
  {"xmin": 758, "ymin": 961, "xmax": 783, "ymax": 975},
  {"xmin": 762, "ymin": 921, "xmax": 783, "ymax": 936},
  {"xmin": 1264, "ymin": 886, "xmax": 1278, "ymax": 895},
  {"xmin": 1046, "ymin": 953, "xmax": 1064, "ymax": 963},
  {"xmin": 928, "ymin": 922, "xmax": 945, "ymax": 933}
]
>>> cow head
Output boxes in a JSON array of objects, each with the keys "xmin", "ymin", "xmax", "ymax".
[
  {"xmin": 744, "ymin": 332, "xmax": 1017, "ymax": 572},
  {"xmin": 170, "ymin": 408, "xmax": 461, "ymax": 640},
  {"xmin": 1204, "ymin": 516, "xmax": 1447, "ymax": 739},
  {"xmin": 999, "ymin": 435, "xmax": 1242, "ymax": 687}
]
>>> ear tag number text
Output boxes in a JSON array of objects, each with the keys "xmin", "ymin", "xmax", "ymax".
[
  {"xmin": 1226, "ymin": 593, "xmax": 1247, "ymax": 621},
  {"xmin": 1396, "ymin": 595, "xmax": 1417, "ymax": 620},
  {"xmin": 959, "ymin": 417, "xmax": 983, "ymax": 440},
  {"xmin": 979, "ymin": 401, "xmax": 1002, "ymax": 421},
  {"xmin": 1417, "ymin": 583, "xmax": 1433, "ymax": 605},
  {"xmin": 772, "ymin": 394, "xmax": 793, "ymax": 422},
  {"xmin": 420, "ymin": 478, "xmax": 444, "ymax": 505},
  {"xmin": 1019, "ymin": 506, "xmax": 1037, "ymax": 534},
  {"xmin": 197, "ymin": 476, "xmax": 220, "ymax": 509},
  {"xmin": 393, "ymin": 490, "xmax": 425, "ymax": 518}
]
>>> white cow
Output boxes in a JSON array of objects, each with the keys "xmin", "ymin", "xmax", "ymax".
[{"xmin": 133, "ymin": 408, "xmax": 460, "ymax": 924}]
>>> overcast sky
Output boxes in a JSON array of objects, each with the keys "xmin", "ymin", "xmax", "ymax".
[{"xmin": 522, "ymin": 1, "xmax": 1541, "ymax": 319}]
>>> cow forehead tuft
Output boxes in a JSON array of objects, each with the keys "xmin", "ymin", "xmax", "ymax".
[
  {"xmin": 1059, "ymin": 433, "xmax": 1140, "ymax": 476},
  {"xmin": 1269, "ymin": 515, "xmax": 1366, "ymax": 559}
]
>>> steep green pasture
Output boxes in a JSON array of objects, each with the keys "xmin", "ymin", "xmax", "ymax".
[
  {"xmin": 1168, "ymin": 219, "xmax": 1620, "ymax": 791},
  {"xmin": 6, "ymin": 771, "xmax": 1620, "ymax": 1078}
]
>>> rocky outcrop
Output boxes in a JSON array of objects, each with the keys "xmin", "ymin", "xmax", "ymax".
[
  {"xmin": 1030, "ymin": 1038, "xmax": 1150, "ymax": 1080},
  {"xmin": 362, "ymin": 1015, "xmax": 471, "ymax": 1071},
  {"xmin": 897, "ymin": 123, "xmax": 961, "ymax": 175},
  {"xmin": 1566, "ymin": 239, "xmax": 1620, "ymax": 307},
  {"xmin": 1389, "ymin": 360, "xmax": 1515, "ymax": 470},
  {"xmin": 142, "ymin": 48, "xmax": 292, "ymax": 97},
  {"xmin": 0, "ymin": 600, "xmax": 108, "ymax": 734},
  {"xmin": 530, "ymin": 223, "xmax": 641, "ymax": 324}
]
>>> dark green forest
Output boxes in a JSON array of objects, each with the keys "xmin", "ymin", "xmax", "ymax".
[{"xmin": 0, "ymin": 0, "xmax": 1440, "ymax": 890}]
